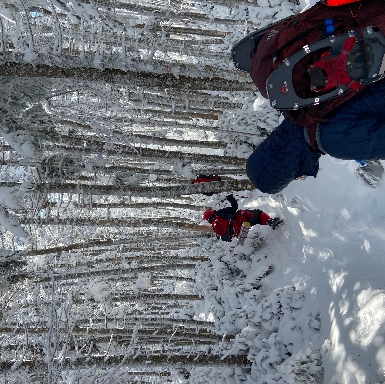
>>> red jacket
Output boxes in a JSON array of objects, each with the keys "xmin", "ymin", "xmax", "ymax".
[{"xmin": 211, "ymin": 212, "xmax": 246, "ymax": 238}]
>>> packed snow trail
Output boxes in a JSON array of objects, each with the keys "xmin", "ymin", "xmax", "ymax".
[{"xmin": 242, "ymin": 155, "xmax": 385, "ymax": 383}]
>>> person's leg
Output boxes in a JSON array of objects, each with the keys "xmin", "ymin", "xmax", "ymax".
[
  {"xmin": 246, "ymin": 119, "xmax": 320, "ymax": 193},
  {"xmin": 319, "ymin": 79, "xmax": 385, "ymax": 159}
]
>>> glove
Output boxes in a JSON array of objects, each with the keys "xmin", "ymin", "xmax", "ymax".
[{"xmin": 267, "ymin": 217, "xmax": 283, "ymax": 230}]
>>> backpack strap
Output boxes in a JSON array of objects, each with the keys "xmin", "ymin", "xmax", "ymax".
[
  {"xmin": 225, "ymin": 222, "xmax": 234, "ymax": 237},
  {"xmin": 305, "ymin": 124, "xmax": 326, "ymax": 155}
]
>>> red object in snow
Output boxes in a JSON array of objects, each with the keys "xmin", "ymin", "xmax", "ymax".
[
  {"xmin": 193, "ymin": 174, "xmax": 222, "ymax": 196},
  {"xmin": 324, "ymin": 0, "xmax": 359, "ymax": 6},
  {"xmin": 193, "ymin": 175, "xmax": 222, "ymax": 184}
]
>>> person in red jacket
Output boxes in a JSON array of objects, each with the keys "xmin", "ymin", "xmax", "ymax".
[{"xmin": 202, "ymin": 194, "xmax": 282, "ymax": 241}]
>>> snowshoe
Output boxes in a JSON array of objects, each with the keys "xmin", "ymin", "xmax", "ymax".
[
  {"xmin": 231, "ymin": 16, "xmax": 294, "ymax": 73},
  {"xmin": 237, "ymin": 221, "xmax": 251, "ymax": 246},
  {"xmin": 356, "ymin": 160, "xmax": 384, "ymax": 188},
  {"xmin": 267, "ymin": 28, "xmax": 385, "ymax": 109},
  {"xmin": 233, "ymin": 24, "xmax": 385, "ymax": 110}
]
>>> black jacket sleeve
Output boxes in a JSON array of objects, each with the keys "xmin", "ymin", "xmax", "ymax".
[
  {"xmin": 215, "ymin": 195, "xmax": 238, "ymax": 217},
  {"xmin": 226, "ymin": 194, "xmax": 238, "ymax": 211}
]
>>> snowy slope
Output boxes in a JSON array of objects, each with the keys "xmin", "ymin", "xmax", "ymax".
[
  {"xmin": 245, "ymin": 156, "xmax": 385, "ymax": 383},
  {"xmin": 217, "ymin": 0, "xmax": 385, "ymax": 379},
  {"xmin": 194, "ymin": 157, "xmax": 385, "ymax": 383}
]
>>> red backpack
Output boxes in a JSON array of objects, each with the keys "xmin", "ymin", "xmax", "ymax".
[{"xmin": 249, "ymin": 0, "xmax": 385, "ymax": 151}]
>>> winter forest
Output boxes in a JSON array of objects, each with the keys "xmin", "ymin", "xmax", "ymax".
[{"xmin": 1, "ymin": 0, "xmax": 385, "ymax": 383}]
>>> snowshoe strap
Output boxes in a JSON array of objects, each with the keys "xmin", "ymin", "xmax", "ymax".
[
  {"xmin": 306, "ymin": 123, "xmax": 326, "ymax": 155},
  {"xmin": 226, "ymin": 222, "xmax": 234, "ymax": 237}
]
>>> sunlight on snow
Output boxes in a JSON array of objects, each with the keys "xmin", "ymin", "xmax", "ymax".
[
  {"xmin": 286, "ymin": 206, "xmax": 301, "ymax": 215},
  {"xmin": 317, "ymin": 248, "xmax": 334, "ymax": 261},
  {"xmin": 328, "ymin": 303, "xmax": 366, "ymax": 383},
  {"xmin": 265, "ymin": 196, "xmax": 282, "ymax": 208},
  {"xmin": 351, "ymin": 288, "xmax": 385, "ymax": 348},
  {"xmin": 328, "ymin": 270, "xmax": 347, "ymax": 293},
  {"xmin": 362, "ymin": 239, "xmax": 371, "ymax": 253},
  {"xmin": 333, "ymin": 232, "xmax": 348, "ymax": 242},
  {"xmin": 338, "ymin": 298, "xmax": 350, "ymax": 317},
  {"xmin": 299, "ymin": 221, "xmax": 318, "ymax": 239},
  {"xmin": 196, "ymin": 312, "xmax": 215, "ymax": 323},
  {"xmin": 302, "ymin": 245, "xmax": 334, "ymax": 262},
  {"xmin": 340, "ymin": 208, "xmax": 352, "ymax": 220},
  {"xmin": 292, "ymin": 274, "xmax": 311, "ymax": 290}
]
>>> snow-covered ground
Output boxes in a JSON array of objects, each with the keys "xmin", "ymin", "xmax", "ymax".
[
  {"xmin": 264, "ymin": 156, "xmax": 385, "ymax": 383},
  {"xmin": 197, "ymin": 157, "xmax": 385, "ymax": 383}
]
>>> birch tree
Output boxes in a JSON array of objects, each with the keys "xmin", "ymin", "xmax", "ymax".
[{"xmin": 0, "ymin": 0, "xmax": 303, "ymax": 381}]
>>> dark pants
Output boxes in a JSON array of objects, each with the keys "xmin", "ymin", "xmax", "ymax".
[{"xmin": 319, "ymin": 79, "xmax": 385, "ymax": 159}]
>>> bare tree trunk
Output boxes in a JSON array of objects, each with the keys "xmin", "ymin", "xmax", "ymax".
[
  {"xmin": 25, "ymin": 237, "xmax": 200, "ymax": 256},
  {"xmin": 41, "ymin": 140, "xmax": 244, "ymax": 166},
  {"xmin": 36, "ymin": 179, "xmax": 254, "ymax": 198},
  {"xmin": 72, "ymin": 201, "xmax": 206, "ymax": 210},
  {"xmin": 32, "ymin": 263, "xmax": 198, "ymax": 283},
  {"xmin": 0, "ymin": 63, "xmax": 254, "ymax": 92},
  {"xmin": 0, "ymin": 352, "xmax": 250, "ymax": 371}
]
